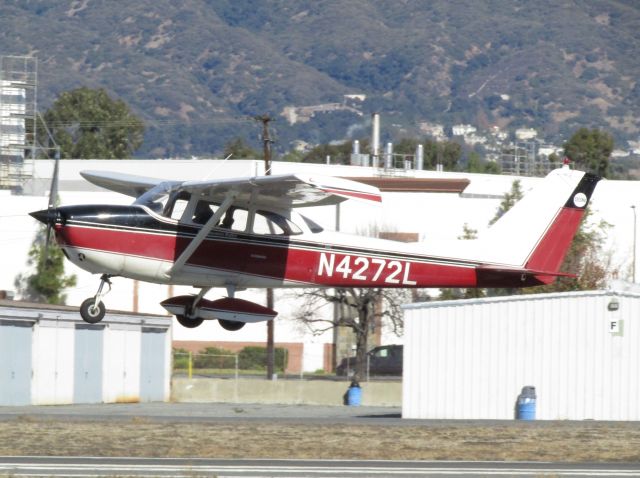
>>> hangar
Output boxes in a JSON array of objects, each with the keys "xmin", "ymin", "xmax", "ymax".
[
  {"xmin": 0, "ymin": 299, "xmax": 171, "ymax": 406},
  {"xmin": 402, "ymin": 286, "xmax": 640, "ymax": 420}
]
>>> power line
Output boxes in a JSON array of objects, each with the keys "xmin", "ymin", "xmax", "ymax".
[{"xmin": 43, "ymin": 116, "xmax": 256, "ymax": 128}]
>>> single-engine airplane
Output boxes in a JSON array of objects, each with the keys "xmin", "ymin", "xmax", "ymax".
[{"xmin": 30, "ymin": 165, "xmax": 600, "ymax": 330}]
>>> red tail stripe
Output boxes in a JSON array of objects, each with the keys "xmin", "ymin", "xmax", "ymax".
[{"xmin": 525, "ymin": 207, "xmax": 585, "ymax": 273}]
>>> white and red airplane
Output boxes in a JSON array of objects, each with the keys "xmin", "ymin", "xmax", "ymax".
[{"xmin": 30, "ymin": 165, "xmax": 600, "ymax": 329}]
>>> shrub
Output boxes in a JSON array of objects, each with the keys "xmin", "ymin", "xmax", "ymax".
[
  {"xmin": 238, "ymin": 346, "xmax": 288, "ymax": 372},
  {"xmin": 193, "ymin": 346, "xmax": 236, "ymax": 369}
]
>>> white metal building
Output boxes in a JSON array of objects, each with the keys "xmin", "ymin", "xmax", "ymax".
[
  {"xmin": 402, "ymin": 287, "xmax": 640, "ymax": 420},
  {"xmin": 0, "ymin": 300, "xmax": 172, "ymax": 406}
]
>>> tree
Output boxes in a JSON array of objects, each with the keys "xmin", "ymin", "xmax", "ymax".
[
  {"xmin": 223, "ymin": 137, "xmax": 259, "ymax": 159},
  {"xmin": 15, "ymin": 227, "xmax": 77, "ymax": 305},
  {"xmin": 490, "ymin": 180, "xmax": 610, "ymax": 294},
  {"xmin": 294, "ymin": 287, "xmax": 408, "ymax": 380},
  {"xmin": 466, "ymin": 152, "xmax": 502, "ymax": 174},
  {"xmin": 489, "ymin": 179, "xmax": 524, "ymax": 225},
  {"xmin": 442, "ymin": 141, "xmax": 462, "ymax": 171},
  {"xmin": 563, "ymin": 128, "xmax": 614, "ymax": 178},
  {"xmin": 394, "ymin": 137, "xmax": 420, "ymax": 155},
  {"xmin": 527, "ymin": 209, "xmax": 610, "ymax": 293},
  {"xmin": 423, "ymin": 140, "xmax": 462, "ymax": 171},
  {"xmin": 42, "ymin": 87, "xmax": 144, "ymax": 159},
  {"xmin": 280, "ymin": 150, "xmax": 304, "ymax": 162},
  {"xmin": 439, "ymin": 223, "xmax": 485, "ymax": 299},
  {"xmin": 302, "ymin": 141, "xmax": 353, "ymax": 164}
]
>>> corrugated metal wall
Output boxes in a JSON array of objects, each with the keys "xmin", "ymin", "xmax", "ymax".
[
  {"xmin": 0, "ymin": 321, "xmax": 32, "ymax": 406},
  {"xmin": 74, "ymin": 324, "xmax": 105, "ymax": 404},
  {"xmin": 0, "ymin": 302, "xmax": 171, "ymax": 406},
  {"xmin": 32, "ymin": 320, "xmax": 74, "ymax": 405},
  {"xmin": 140, "ymin": 327, "xmax": 167, "ymax": 402},
  {"xmin": 403, "ymin": 291, "xmax": 640, "ymax": 420}
]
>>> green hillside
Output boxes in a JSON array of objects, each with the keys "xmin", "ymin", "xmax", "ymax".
[{"xmin": 2, "ymin": 0, "xmax": 639, "ymax": 157}]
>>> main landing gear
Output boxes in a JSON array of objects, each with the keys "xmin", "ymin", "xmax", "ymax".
[
  {"xmin": 79, "ymin": 274, "xmax": 112, "ymax": 324},
  {"xmin": 172, "ymin": 287, "xmax": 246, "ymax": 330},
  {"xmin": 175, "ymin": 287, "xmax": 209, "ymax": 329},
  {"xmin": 160, "ymin": 286, "xmax": 258, "ymax": 331}
]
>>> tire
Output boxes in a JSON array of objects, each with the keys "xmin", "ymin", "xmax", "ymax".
[
  {"xmin": 176, "ymin": 314, "xmax": 204, "ymax": 328},
  {"xmin": 218, "ymin": 319, "xmax": 245, "ymax": 331},
  {"xmin": 80, "ymin": 298, "xmax": 106, "ymax": 324}
]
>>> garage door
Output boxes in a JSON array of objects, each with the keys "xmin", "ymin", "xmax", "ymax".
[
  {"xmin": 0, "ymin": 321, "xmax": 33, "ymax": 406},
  {"xmin": 74, "ymin": 324, "xmax": 104, "ymax": 404},
  {"xmin": 140, "ymin": 327, "xmax": 166, "ymax": 402}
]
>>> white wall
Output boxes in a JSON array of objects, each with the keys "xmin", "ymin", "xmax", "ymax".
[
  {"xmin": 2, "ymin": 303, "xmax": 171, "ymax": 405},
  {"xmin": 403, "ymin": 290, "xmax": 640, "ymax": 420}
]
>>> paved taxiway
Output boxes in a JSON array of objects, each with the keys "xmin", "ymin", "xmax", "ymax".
[
  {"xmin": 0, "ymin": 402, "xmax": 404, "ymax": 425},
  {"xmin": 1, "ymin": 402, "xmax": 636, "ymax": 429}
]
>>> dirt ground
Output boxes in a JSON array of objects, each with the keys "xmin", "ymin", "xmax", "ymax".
[{"xmin": 1, "ymin": 417, "xmax": 639, "ymax": 462}]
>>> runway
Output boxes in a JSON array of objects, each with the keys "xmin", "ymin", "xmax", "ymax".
[{"xmin": 2, "ymin": 456, "xmax": 640, "ymax": 477}]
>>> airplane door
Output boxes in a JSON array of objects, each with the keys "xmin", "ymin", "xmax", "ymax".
[{"xmin": 242, "ymin": 210, "xmax": 292, "ymax": 283}]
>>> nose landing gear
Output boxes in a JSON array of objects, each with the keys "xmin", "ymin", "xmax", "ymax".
[{"xmin": 79, "ymin": 274, "xmax": 112, "ymax": 324}]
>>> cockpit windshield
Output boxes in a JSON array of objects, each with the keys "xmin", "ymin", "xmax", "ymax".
[{"xmin": 133, "ymin": 181, "xmax": 183, "ymax": 214}]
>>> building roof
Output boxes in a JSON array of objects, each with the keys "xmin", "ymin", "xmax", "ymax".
[
  {"xmin": 0, "ymin": 299, "xmax": 170, "ymax": 319},
  {"xmin": 348, "ymin": 177, "xmax": 470, "ymax": 193},
  {"xmin": 403, "ymin": 286, "xmax": 640, "ymax": 310}
]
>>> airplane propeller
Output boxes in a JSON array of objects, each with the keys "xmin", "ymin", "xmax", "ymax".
[{"xmin": 29, "ymin": 149, "xmax": 60, "ymax": 265}]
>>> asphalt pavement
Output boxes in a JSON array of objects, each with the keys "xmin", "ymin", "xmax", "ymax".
[{"xmin": 2, "ymin": 456, "xmax": 640, "ymax": 477}]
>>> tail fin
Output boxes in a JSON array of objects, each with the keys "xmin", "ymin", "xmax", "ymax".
[
  {"xmin": 523, "ymin": 172, "xmax": 600, "ymax": 277},
  {"xmin": 474, "ymin": 168, "xmax": 601, "ymax": 286}
]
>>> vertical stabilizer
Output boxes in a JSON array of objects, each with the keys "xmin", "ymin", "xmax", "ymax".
[{"xmin": 475, "ymin": 168, "xmax": 601, "ymax": 270}]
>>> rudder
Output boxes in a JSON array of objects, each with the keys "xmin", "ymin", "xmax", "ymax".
[{"xmin": 524, "ymin": 172, "xmax": 601, "ymax": 281}]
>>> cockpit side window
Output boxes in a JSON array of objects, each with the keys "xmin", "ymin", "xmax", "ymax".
[
  {"xmin": 134, "ymin": 181, "xmax": 182, "ymax": 214},
  {"xmin": 253, "ymin": 210, "xmax": 302, "ymax": 235},
  {"xmin": 165, "ymin": 191, "xmax": 191, "ymax": 220},
  {"xmin": 299, "ymin": 214, "xmax": 324, "ymax": 233},
  {"xmin": 191, "ymin": 202, "xmax": 248, "ymax": 232},
  {"xmin": 192, "ymin": 200, "xmax": 218, "ymax": 225}
]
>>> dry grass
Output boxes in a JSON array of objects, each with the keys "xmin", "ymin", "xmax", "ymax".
[{"xmin": 1, "ymin": 418, "xmax": 639, "ymax": 461}]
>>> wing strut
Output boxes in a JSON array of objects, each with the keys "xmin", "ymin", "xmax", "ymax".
[{"xmin": 167, "ymin": 192, "xmax": 237, "ymax": 277}]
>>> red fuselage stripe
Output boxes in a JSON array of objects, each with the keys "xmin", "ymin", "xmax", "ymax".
[{"xmin": 58, "ymin": 224, "xmax": 477, "ymax": 288}]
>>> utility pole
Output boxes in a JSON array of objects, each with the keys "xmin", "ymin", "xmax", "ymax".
[
  {"xmin": 632, "ymin": 205, "xmax": 637, "ymax": 283},
  {"xmin": 255, "ymin": 114, "xmax": 275, "ymax": 379}
]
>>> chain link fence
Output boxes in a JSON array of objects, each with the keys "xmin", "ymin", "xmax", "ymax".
[{"xmin": 173, "ymin": 346, "xmax": 289, "ymax": 379}]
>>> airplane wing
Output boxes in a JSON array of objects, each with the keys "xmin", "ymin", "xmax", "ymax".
[
  {"xmin": 80, "ymin": 170, "xmax": 165, "ymax": 198},
  {"xmin": 180, "ymin": 173, "xmax": 382, "ymax": 208}
]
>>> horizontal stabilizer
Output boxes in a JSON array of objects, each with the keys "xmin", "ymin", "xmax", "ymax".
[{"xmin": 476, "ymin": 265, "xmax": 576, "ymax": 288}]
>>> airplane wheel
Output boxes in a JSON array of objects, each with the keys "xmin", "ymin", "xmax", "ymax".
[
  {"xmin": 80, "ymin": 298, "xmax": 106, "ymax": 324},
  {"xmin": 218, "ymin": 319, "xmax": 245, "ymax": 331},
  {"xmin": 176, "ymin": 314, "xmax": 204, "ymax": 328}
]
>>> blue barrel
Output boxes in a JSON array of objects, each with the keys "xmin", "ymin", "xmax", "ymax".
[
  {"xmin": 516, "ymin": 386, "xmax": 536, "ymax": 420},
  {"xmin": 346, "ymin": 385, "xmax": 362, "ymax": 406}
]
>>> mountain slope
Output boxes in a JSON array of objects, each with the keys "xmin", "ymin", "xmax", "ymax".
[{"xmin": 1, "ymin": 0, "xmax": 639, "ymax": 157}]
